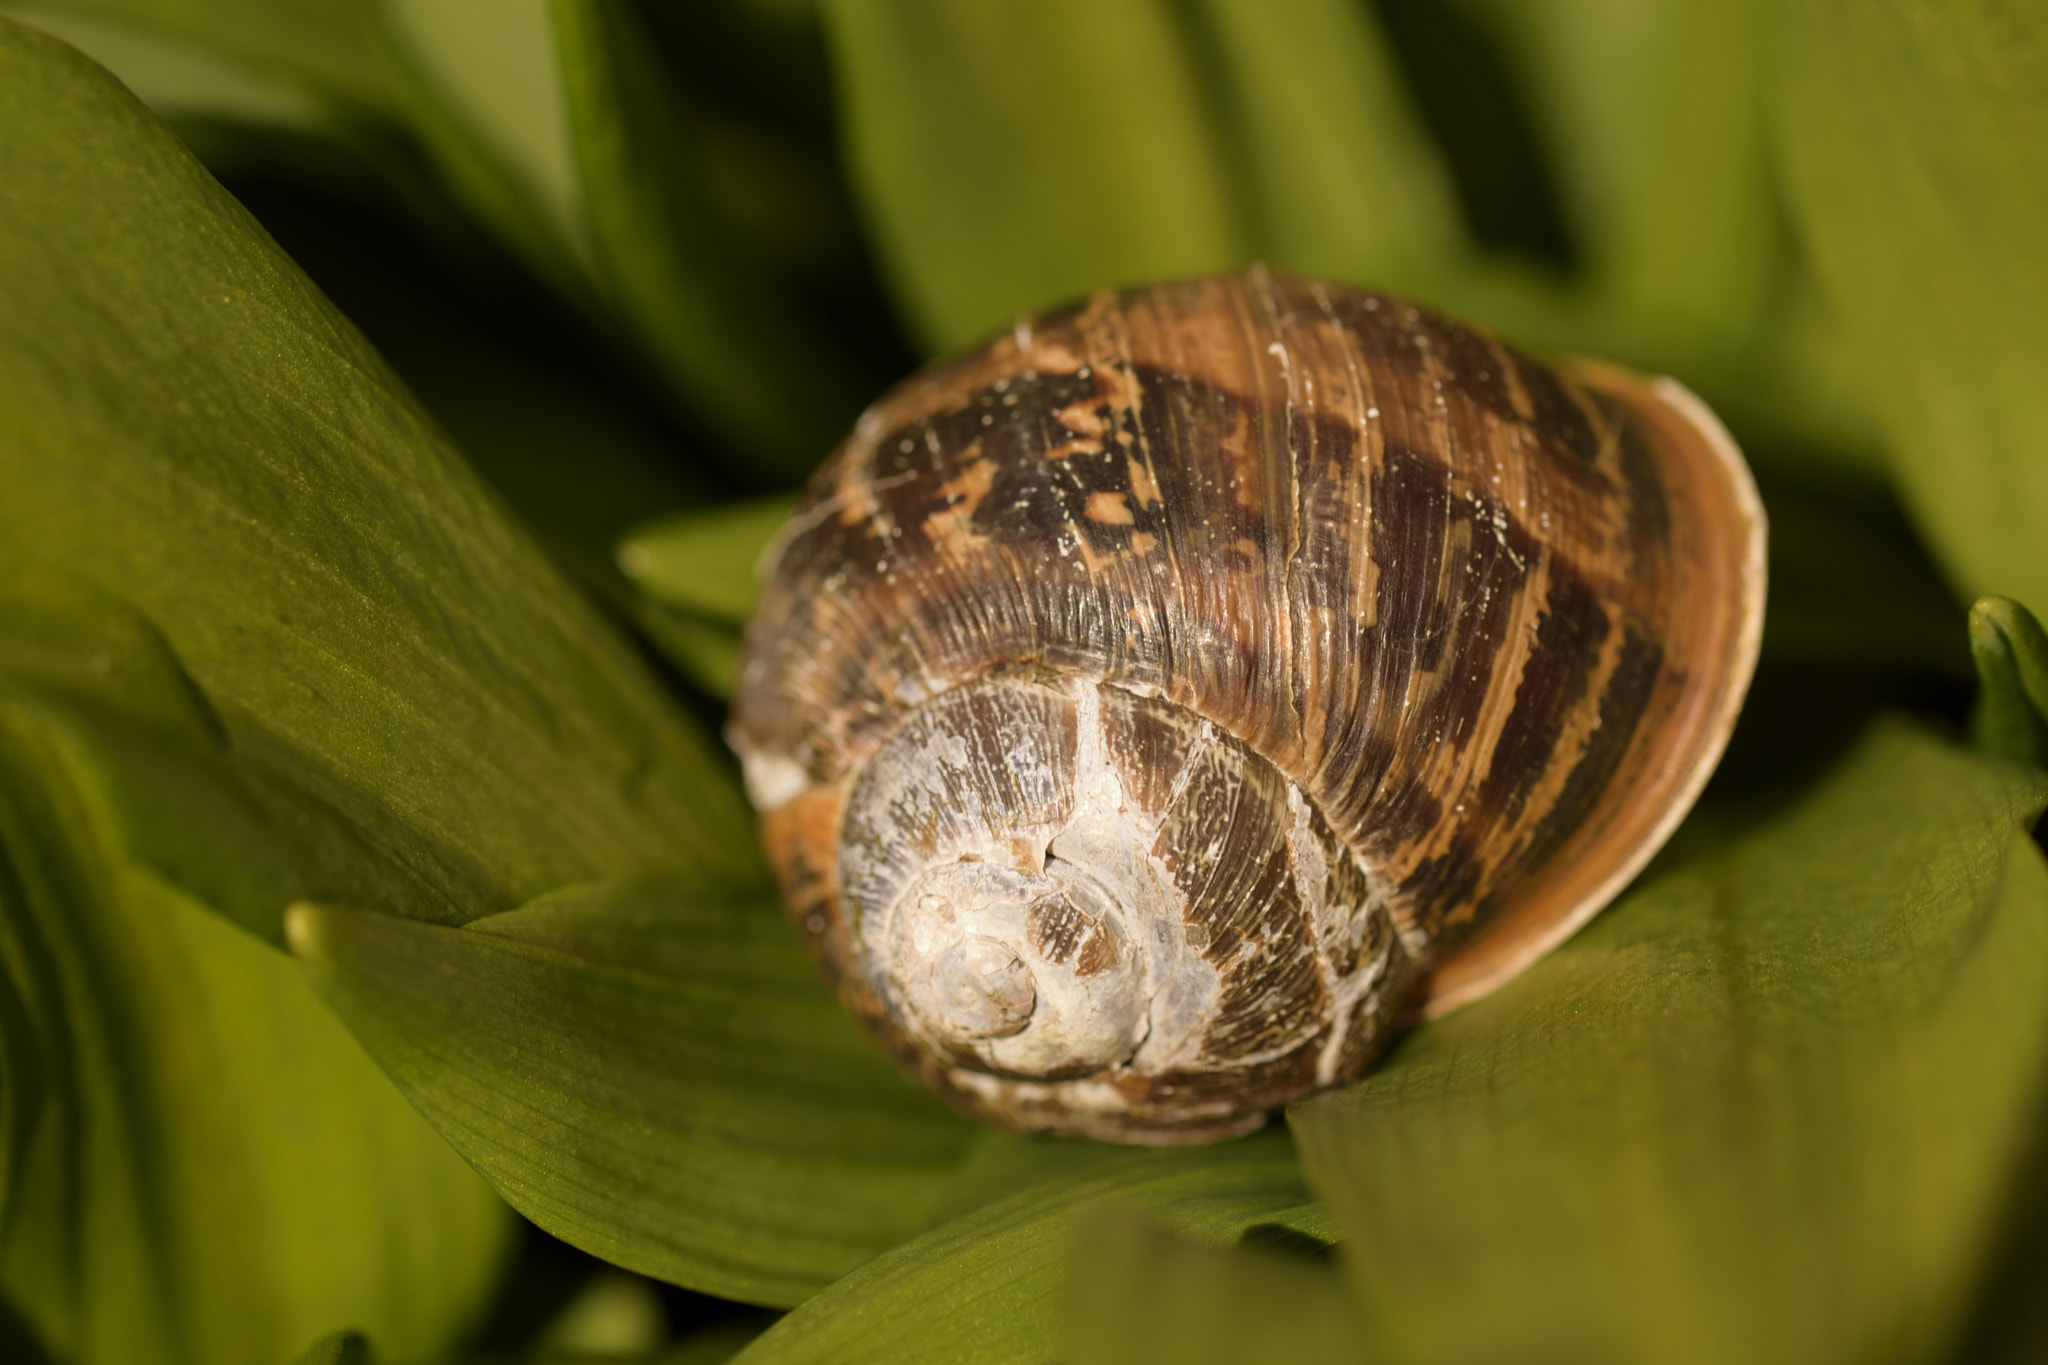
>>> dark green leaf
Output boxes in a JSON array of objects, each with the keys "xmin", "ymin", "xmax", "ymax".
[
  {"xmin": 730, "ymin": 1130, "xmax": 1327, "ymax": 1364},
  {"xmin": 0, "ymin": 19, "xmax": 757, "ymax": 940},
  {"xmin": 1291, "ymin": 720, "xmax": 2048, "ymax": 1364},
  {"xmin": 287, "ymin": 881, "xmax": 979, "ymax": 1308},
  {"xmin": 1970, "ymin": 596, "xmax": 2048, "ymax": 768},
  {"xmin": 821, "ymin": 0, "xmax": 1242, "ymax": 350},
  {"xmin": 1064, "ymin": 1215, "xmax": 1361, "ymax": 1365},
  {"xmin": 551, "ymin": 0, "xmax": 867, "ymax": 476},
  {"xmin": 1776, "ymin": 0, "xmax": 2048, "ymax": 613},
  {"xmin": 0, "ymin": 699, "xmax": 509, "ymax": 1365}
]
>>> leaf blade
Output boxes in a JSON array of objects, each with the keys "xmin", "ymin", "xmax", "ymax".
[
  {"xmin": 287, "ymin": 881, "xmax": 979, "ymax": 1308},
  {"xmin": 1292, "ymin": 720, "xmax": 2048, "ymax": 1364}
]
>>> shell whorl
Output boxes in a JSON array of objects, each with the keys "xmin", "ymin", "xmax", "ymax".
[{"xmin": 730, "ymin": 269, "xmax": 1765, "ymax": 1143}]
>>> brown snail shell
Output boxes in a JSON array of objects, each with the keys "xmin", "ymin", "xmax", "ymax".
[{"xmin": 729, "ymin": 269, "xmax": 1765, "ymax": 1144}]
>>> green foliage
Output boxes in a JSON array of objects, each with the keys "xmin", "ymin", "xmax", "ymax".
[
  {"xmin": 288, "ymin": 882, "xmax": 976, "ymax": 1307},
  {"xmin": 1777, "ymin": 0, "xmax": 2048, "ymax": 614},
  {"xmin": 1293, "ymin": 721, "xmax": 2048, "ymax": 1364},
  {"xmin": 0, "ymin": 700, "xmax": 508, "ymax": 1365},
  {"xmin": 0, "ymin": 0, "xmax": 2046, "ymax": 1361}
]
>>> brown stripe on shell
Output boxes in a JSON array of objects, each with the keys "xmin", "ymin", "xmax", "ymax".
[{"xmin": 731, "ymin": 269, "xmax": 1764, "ymax": 1140}]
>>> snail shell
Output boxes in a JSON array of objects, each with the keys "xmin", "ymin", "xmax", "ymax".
[{"xmin": 729, "ymin": 269, "xmax": 1764, "ymax": 1144}]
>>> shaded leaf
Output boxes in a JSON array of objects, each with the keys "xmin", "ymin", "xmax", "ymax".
[
  {"xmin": 731, "ymin": 1130, "xmax": 1327, "ymax": 1364},
  {"xmin": 1448, "ymin": 0, "xmax": 1779, "ymax": 345},
  {"xmin": 1970, "ymin": 596, "xmax": 2048, "ymax": 768},
  {"xmin": 16, "ymin": 2, "xmax": 861, "ymax": 475},
  {"xmin": 287, "ymin": 881, "xmax": 979, "ymax": 1308},
  {"xmin": 1291, "ymin": 720, "xmax": 2048, "ymax": 1364},
  {"xmin": 1064, "ymin": 1214, "xmax": 1361, "ymax": 1365},
  {"xmin": 821, "ymin": 0, "xmax": 1241, "ymax": 350},
  {"xmin": 551, "ymin": 0, "xmax": 868, "ymax": 476},
  {"xmin": 0, "ymin": 19, "xmax": 756, "ymax": 941},
  {"xmin": 1776, "ymin": 0, "xmax": 2048, "ymax": 614},
  {"xmin": 0, "ymin": 699, "xmax": 509, "ymax": 1365}
]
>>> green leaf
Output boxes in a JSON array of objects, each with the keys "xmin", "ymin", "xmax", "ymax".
[
  {"xmin": 730, "ymin": 1131, "xmax": 1326, "ymax": 1364},
  {"xmin": 13, "ymin": 3, "xmax": 862, "ymax": 475},
  {"xmin": 619, "ymin": 497, "xmax": 796, "ymax": 627},
  {"xmin": 1177, "ymin": 0, "xmax": 1462, "ymax": 287},
  {"xmin": 1448, "ymin": 0, "xmax": 1779, "ymax": 345},
  {"xmin": 550, "ymin": 0, "xmax": 868, "ymax": 476},
  {"xmin": 0, "ymin": 18, "xmax": 757, "ymax": 940},
  {"xmin": 1776, "ymin": 0, "xmax": 2048, "ymax": 615},
  {"xmin": 1290, "ymin": 719, "xmax": 2048, "ymax": 1364},
  {"xmin": 287, "ymin": 881, "xmax": 979, "ymax": 1308},
  {"xmin": 1063, "ymin": 1215, "xmax": 1361, "ymax": 1365},
  {"xmin": 821, "ymin": 0, "xmax": 1242, "ymax": 350},
  {"xmin": 1970, "ymin": 596, "xmax": 2048, "ymax": 768},
  {"xmin": 0, "ymin": 699, "xmax": 510, "ymax": 1365}
]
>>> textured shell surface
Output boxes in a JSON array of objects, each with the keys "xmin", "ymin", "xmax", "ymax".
[{"xmin": 729, "ymin": 268, "xmax": 1765, "ymax": 1144}]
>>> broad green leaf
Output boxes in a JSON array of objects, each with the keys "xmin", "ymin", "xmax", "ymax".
[
  {"xmin": 1064, "ymin": 1215, "xmax": 1361, "ymax": 1365},
  {"xmin": 288, "ymin": 881, "xmax": 979, "ymax": 1308},
  {"xmin": 821, "ymin": 0, "xmax": 1242, "ymax": 350},
  {"xmin": 1179, "ymin": 0, "xmax": 1462, "ymax": 287},
  {"xmin": 0, "ymin": 699, "xmax": 510, "ymax": 1365},
  {"xmin": 1776, "ymin": 0, "xmax": 2048, "ymax": 614},
  {"xmin": 1970, "ymin": 596, "xmax": 2048, "ymax": 769},
  {"xmin": 620, "ymin": 497, "xmax": 796, "ymax": 627},
  {"xmin": 1291, "ymin": 720, "xmax": 2048, "ymax": 1365},
  {"xmin": 0, "ymin": 19, "xmax": 757, "ymax": 941},
  {"xmin": 0, "ymin": 6, "xmax": 329, "ymax": 127},
  {"xmin": 731, "ymin": 1130, "xmax": 1326, "ymax": 1365}
]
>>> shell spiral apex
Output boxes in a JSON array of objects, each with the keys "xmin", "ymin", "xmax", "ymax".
[{"xmin": 728, "ymin": 269, "xmax": 1765, "ymax": 1144}]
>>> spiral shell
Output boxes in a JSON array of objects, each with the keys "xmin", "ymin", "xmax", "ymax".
[{"xmin": 730, "ymin": 269, "xmax": 1765, "ymax": 1143}]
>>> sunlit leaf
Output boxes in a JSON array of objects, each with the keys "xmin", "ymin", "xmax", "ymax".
[
  {"xmin": 1970, "ymin": 596, "xmax": 2048, "ymax": 769},
  {"xmin": 288, "ymin": 881, "xmax": 979, "ymax": 1308},
  {"xmin": 1776, "ymin": 0, "xmax": 2048, "ymax": 614},
  {"xmin": 0, "ymin": 699, "xmax": 509, "ymax": 1365},
  {"xmin": 0, "ymin": 19, "xmax": 756, "ymax": 941},
  {"xmin": 1291, "ymin": 720, "xmax": 2048, "ymax": 1364},
  {"xmin": 731, "ymin": 1130, "xmax": 1327, "ymax": 1364}
]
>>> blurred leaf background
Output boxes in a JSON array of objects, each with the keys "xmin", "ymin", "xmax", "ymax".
[{"xmin": 0, "ymin": 1, "xmax": 2045, "ymax": 1362}]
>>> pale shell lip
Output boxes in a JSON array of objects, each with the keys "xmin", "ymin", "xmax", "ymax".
[{"xmin": 1412, "ymin": 371, "xmax": 1769, "ymax": 1018}]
